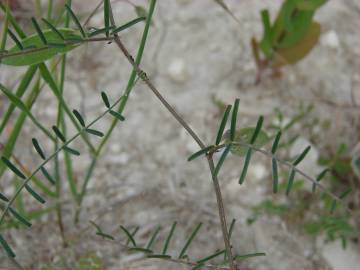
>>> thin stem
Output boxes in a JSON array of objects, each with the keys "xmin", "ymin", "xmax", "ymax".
[{"xmin": 112, "ymin": 38, "xmax": 236, "ymax": 270}]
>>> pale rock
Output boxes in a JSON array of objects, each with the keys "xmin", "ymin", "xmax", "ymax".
[
  {"xmin": 321, "ymin": 30, "xmax": 340, "ymax": 49},
  {"xmin": 167, "ymin": 58, "xmax": 188, "ymax": 83}
]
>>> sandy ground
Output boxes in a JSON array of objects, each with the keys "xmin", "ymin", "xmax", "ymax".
[{"xmin": 1, "ymin": 0, "xmax": 360, "ymax": 269}]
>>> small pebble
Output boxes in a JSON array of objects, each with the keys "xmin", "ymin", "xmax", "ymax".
[{"xmin": 167, "ymin": 58, "xmax": 188, "ymax": 84}]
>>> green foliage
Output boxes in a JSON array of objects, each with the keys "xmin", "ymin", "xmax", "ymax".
[
  {"xmin": 252, "ymin": 0, "xmax": 327, "ymax": 80},
  {"xmin": 0, "ymin": 1, "xmax": 354, "ymax": 269},
  {"xmin": 2, "ymin": 29, "xmax": 80, "ymax": 66}
]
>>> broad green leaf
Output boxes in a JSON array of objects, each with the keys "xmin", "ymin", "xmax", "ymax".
[
  {"xmin": 2, "ymin": 28, "xmax": 81, "ymax": 66},
  {"xmin": 226, "ymin": 127, "xmax": 270, "ymax": 156},
  {"xmin": 272, "ymin": 21, "xmax": 321, "ymax": 68},
  {"xmin": 276, "ymin": 11, "xmax": 314, "ymax": 49},
  {"xmin": 296, "ymin": 0, "xmax": 327, "ymax": 11},
  {"xmin": 270, "ymin": 0, "xmax": 297, "ymax": 43},
  {"xmin": 259, "ymin": 9, "xmax": 272, "ymax": 57}
]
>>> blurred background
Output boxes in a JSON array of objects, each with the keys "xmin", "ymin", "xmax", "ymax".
[{"xmin": 0, "ymin": 0, "xmax": 360, "ymax": 269}]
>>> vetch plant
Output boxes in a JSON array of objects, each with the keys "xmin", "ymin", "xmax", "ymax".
[{"xmin": 0, "ymin": 1, "xmax": 355, "ymax": 269}]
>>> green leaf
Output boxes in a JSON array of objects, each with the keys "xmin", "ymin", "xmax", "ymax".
[
  {"xmin": 31, "ymin": 17, "xmax": 47, "ymax": 45},
  {"xmin": 32, "ymin": 138, "xmax": 46, "ymax": 160},
  {"xmin": 312, "ymin": 168, "xmax": 329, "ymax": 193},
  {"xmin": 214, "ymin": 145, "xmax": 231, "ymax": 177},
  {"xmin": 271, "ymin": 131, "xmax": 282, "ymax": 154},
  {"xmin": 85, "ymin": 128, "xmax": 104, "ymax": 137},
  {"xmin": 129, "ymin": 247, "xmax": 153, "ymax": 253},
  {"xmin": 1, "ymin": 157, "xmax": 25, "ymax": 179},
  {"xmin": 0, "ymin": 83, "xmax": 28, "ymax": 112},
  {"xmin": 111, "ymin": 17, "xmax": 146, "ymax": 34},
  {"xmin": 239, "ymin": 148, "xmax": 252, "ymax": 185},
  {"xmin": 250, "ymin": 116, "xmax": 264, "ymax": 144},
  {"xmin": 24, "ymin": 184, "xmax": 46, "ymax": 204},
  {"xmin": 41, "ymin": 18, "xmax": 65, "ymax": 40},
  {"xmin": 120, "ymin": 225, "xmax": 137, "ymax": 247},
  {"xmin": 293, "ymin": 146, "xmax": 311, "ymax": 166},
  {"xmin": 88, "ymin": 26, "xmax": 115, "ymax": 37},
  {"xmin": 101, "ymin": 91, "xmax": 110, "ymax": 108},
  {"xmin": 147, "ymin": 254, "xmax": 171, "ymax": 259},
  {"xmin": 178, "ymin": 222, "xmax": 202, "ymax": 259},
  {"xmin": 9, "ymin": 207, "xmax": 32, "ymax": 227},
  {"xmin": 0, "ymin": 192, "xmax": 9, "ymax": 202},
  {"xmin": 285, "ymin": 169, "xmax": 296, "ymax": 196},
  {"xmin": 65, "ymin": 4, "xmax": 86, "ymax": 38},
  {"xmin": 72, "ymin": 109, "xmax": 86, "ymax": 127},
  {"xmin": 52, "ymin": 125, "xmax": 66, "ymax": 142},
  {"xmin": 272, "ymin": 158, "xmax": 279, "ymax": 193},
  {"xmin": 234, "ymin": 252, "xmax": 266, "ymax": 260},
  {"xmin": 63, "ymin": 146, "xmax": 80, "ymax": 156},
  {"xmin": 0, "ymin": 235, "xmax": 15, "ymax": 257},
  {"xmin": 104, "ymin": 0, "xmax": 110, "ymax": 37},
  {"xmin": 188, "ymin": 145, "xmax": 214, "ymax": 162},
  {"xmin": 40, "ymin": 166, "xmax": 56, "ymax": 185},
  {"xmin": 110, "ymin": 110, "xmax": 125, "ymax": 121},
  {"xmin": 162, "ymin": 221, "xmax": 177, "ymax": 255},
  {"xmin": 228, "ymin": 127, "xmax": 270, "ymax": 156},
  {"xmin": 272, "ymin": 22, "xmax": 321, "ymax": 67},
  {"xmin": 96, "ymin": 232, "xmax": 115, "ymax": 241},
  {"xmin": 277, "ymin": 11, "xmax": 314, "ymax": 49},
  {"xmin": 230, "ymin": 99, "xmax": 240, "ymax": 141},
  {"xmin": 126, "ymin": 226, "xmax": 140, "ymax": 245},
  {"xmin": 215, "ymin": 105, "xmax": 232, "ymax": 145},
  {"xmin": 7, "ymin": 29, "xmax": 23, "ymax": 50},
  {"xmin": 259, "ymin": 9, "xmax": 272, "ymax": 57},
  {"xmin": 197, "ymin": 249, "xmax": 225, "ymax": 264},
  {"xmin": 296, "ymin": 0, "xmax": 327, "ymax": 11},
  {"xmin": 2, "ymin": 28, "xmax": 80, "ymax": 66},
  {"xmin": 146, "ymin": 226, "xmax": 161, "ymax": 250}
]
